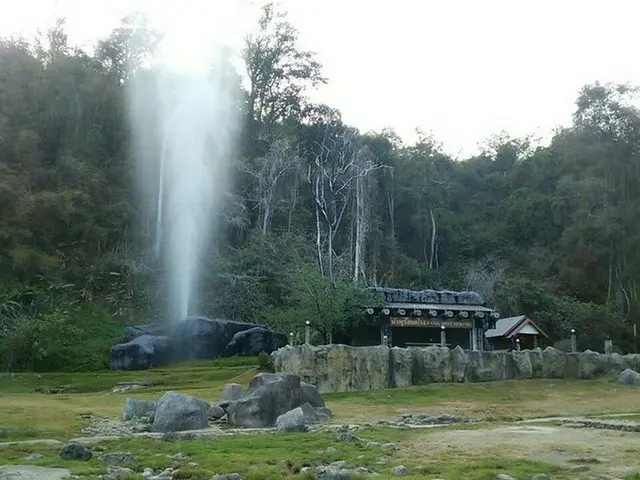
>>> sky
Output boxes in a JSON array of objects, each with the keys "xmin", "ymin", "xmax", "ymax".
[{"xmin": 1, "ymin": 0, "xmax": 639, "ymax": 157}]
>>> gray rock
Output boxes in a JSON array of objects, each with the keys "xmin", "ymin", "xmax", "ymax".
[
  {"xmin": 104, "ymin": 467, "xmax": 134, "ymax": 480},
  {"xmin": 109, "ymin": 334, "xmax": 174, "ymax": 371},
  {"xmin": 224, "ymin": 326, "xmax": 288, "ymax": 357},
  {"xmin": 275, "ymin": 403, "xmax": 320, "ymax": 432},
  {"xmin": 59, "ymin": 443, "xmax": 92, "ymax": 461},
  {"xmin": 248, "ymin": 372, "xmax": 283, "ymax": 390},
  {"xmin": 617, "ymin": 368, "xmax": 640, "ymax": 387},
  {"xmin": 336, "ymin": 429, "xmax": 356, "ymax": 442},
  {"xmin": 208, "ymin": 405, "xmax": 225, "ymax": 421},
  {"xmin": 496, "ymin": 475, "xmax": 516, "ymax": 480},
  {"xmin": 151, "ymin": 391, "xmax": 210, "ymax": 433},
  {"xmin": 226, "ymin": 373, "xmax": 304, "ymax": 428},
  {"xmin": 221, "ymin": 383, "xmax": 244, "ymax": 402},
  {"xmin": 315, "ymin": 465, "xmax": 349, "ymax": 480},
  {"xmin": 100, "ymin": 453, "xmax": 134, "ymax": 465},
  {"xmin": 121, "ymin": 398, "xmax": 157, "ymax": 421},
  {"xmin": 569, "ymin": 465, "xmax": 589, "ymax": 472},
  {"xmin": 301, "ymin": 381, "xmax": 325, "ymax": 407},
  {"xmin": 112, "ymin": 317, "xmax": 287, "ymax": 371},
  {"xmin": 0, "ymin": 466, "xmax": 71, "ymax": 480},
  {"xmin": 392, "ymin": 465, "xmax": 409, "ymax": 476},
  {"xmin": 210, "ymin": 474, "xmax": 242, "ymax": 480},
  {"xmin": 315, "ymin": 407, "xmax": 333, "ymax": 421},
  {"xmin": 24, "ymin": 453, "xmax": 45, "ymax": 460}
]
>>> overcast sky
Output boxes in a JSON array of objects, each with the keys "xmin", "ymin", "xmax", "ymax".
[{"xmin": 1, "ymin": 0, "xmax": 639, "ymax": 157}]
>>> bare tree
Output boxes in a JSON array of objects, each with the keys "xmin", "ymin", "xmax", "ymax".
[
  {"xmin": 353, "ymin": 145, "xmax": 377, "ymax": 283},
  {"xmin": 465, "ymin": 257, "xmax": 507, "ymax": 305},
  {"xmin": 307, "ymin": 128, "xmax": 386, "ymax": 283},
  {"xmin": 244, "ymin": 134, "xmax": 300, "ymax": 235}
]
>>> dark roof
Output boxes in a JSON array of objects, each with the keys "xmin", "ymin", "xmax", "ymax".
[
  {"xmin": 377, "ymin": 303, "xmax": 495, "ymax": 313},
  {"xmin": 485, "ymin": 315, "xmax": 548, "ymax": 339},
  {"xmin": 369, "ymin": 287, "xmax": 485, "ymax": 306}
]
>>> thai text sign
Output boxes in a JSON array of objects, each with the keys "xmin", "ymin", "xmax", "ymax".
[{"xmin": 390, "ymin": 317, "xmax": 473, "ymax": 329}]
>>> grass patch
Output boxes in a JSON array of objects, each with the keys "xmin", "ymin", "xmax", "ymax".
[
  {"xmin": 0, "ymin": 358, "xmax": 261, "ymax": 441},
  {"xmin": 416, "ymin": 458, "xmax": 564, "ymax": 480},
  {"xmin": 0, "ymin": 356, "xmax": 260, "ymax": 395},
  {"xmin": 0, "ymin": 429, "xmax": 571, "ymax": 480},
  {"xmin": 326, "ymin": 377, "xmax": 640, "ymax": 423}
]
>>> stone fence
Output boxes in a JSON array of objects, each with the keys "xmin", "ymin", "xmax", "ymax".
[{"xmin": 270, "ymin": 344, "xmax": 640, "ymax": 393}]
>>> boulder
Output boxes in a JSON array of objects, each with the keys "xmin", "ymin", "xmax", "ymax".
[
  {"xmin": 275, "ymin": 403, "xmax": 320, "ymax": 432},
  {"xmin": 301, "ymin": 381, "xmax": 325, "ymax": 407},
  {"xmin": 170, "ymin": 316, "xmax": 265, "ymax": 362},
  {"xmin": 151, "ymin": 391, "xmax": 210, "ymax": 433},
  {"xmin": 208, "ymin": 405, "xmax": 225, "ymax": 420},
  {"xmin": 122, "ymin": 323, "xmax": 168, "ymax": 343},
  {"xmin": 111, "ymin": 317, "xmax": 289, "ymax": 370},
  {"xmin": 224, "ymin": 326, "xmax": 288, "ymax": 357},
  {"xmin": 0, "ymin": 466, "xmax": 71, "ymax": 480},
  {"xmin": 248, "ymin": 372, "xmax": 283, "ymax": 390},
  {"xmin": 99, "ymin": 453, "xmax": 134, "ymax": 465},
  {"xmin": 121, "ymin": 398, "xmax": 156, "ymax": 421},
  {"xmin": 59, "ymin": 443, "xmax": 92, "ymax": 461},
  {"xmin": 221, "ymin": 383, "xmax": 244, "ymax": 402},
  {"xmin": 618, "ymin": 368, "xmax": 640, "ymax": 387},
  {"xmin": 109, "ymin": 335, "xmax": 174, "ymax": 371},
  {"xmin": 226, "ymin": 373, "xmax": 305, "ymax": 428},
  {"xmin": 368, "ymin": 287, "xmax": 485, "ymax": 305}
]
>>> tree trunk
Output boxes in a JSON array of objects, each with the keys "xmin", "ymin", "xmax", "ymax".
[
  {"xmin": 354, "ymin": 173, "xmax": 364, "ymax": 283},
  {"xmin": 315, "ymin": 204, "xmax": 323, "ymax": 276},
  {"xmin": 261, "ymin": 202, "xmax": 271, "ymax": 236},
  {"xmin": 429, "ymin": 207, "xmax": 437, "ymax": 270}
]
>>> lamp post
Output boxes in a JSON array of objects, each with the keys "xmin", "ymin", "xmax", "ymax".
[
  {"xmin": 305, "ymin": 321, "xmax": 311, "ymax": 345},
  {"xmin": 440, "ymin": 325, "xmax": 446, "ymax": 347},
  {"xmin": 289, "ymin": 332, "xmax": 294, "ymax": 346},
  {"xmin": 382, "ymin": 335, "xmax": 388, "ymax": 347},
  {"xmin": 515, "ymin": 338, "xmax": 521, "ymax": 352},
  {"xmin": 570, "ymin": 328, "xmax": 577, "ymax": 353}
]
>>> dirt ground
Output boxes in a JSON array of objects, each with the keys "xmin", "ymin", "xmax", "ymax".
[{"xmin": 397, "ymin": 423, "xmax": 640, "ymax": 479}]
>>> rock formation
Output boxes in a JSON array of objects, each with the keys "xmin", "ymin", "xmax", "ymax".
[
  {"xmin": 270, "ymin": 344, "xmax": 640, "ymax": 392},
  {"xmin": 618, "ymin": 368, "xmax": 640, "ymax": 387},
  {"xmin": 369, "ymin": 287, "xmax": 485, "ymax": 305},
  {"xmin": 110, "ymin": 316, "xmax": 287, "ymax": 370},
  {"xmin": 118, "ymin": 372, "xmax": 330, "ymax": 433},
  {"xmin": 151, "ymin": 391, "xmax": 210, "ymax": 433},
  {"xmin": 223, "ymin": 372, "xmax": 327, "ymax": 428}
]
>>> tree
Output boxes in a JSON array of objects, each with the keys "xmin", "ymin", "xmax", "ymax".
[
  {"xmin": 243, "ymin": 134, "xmax": 300, "ymax": 236},
  {"xmin": 242, "ymin": 2, "xmax": 326, "ymax": 134}
]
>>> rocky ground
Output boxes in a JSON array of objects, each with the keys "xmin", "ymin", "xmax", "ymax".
[
  {"xmin": 4, "ymin": 369, "xmax": 640, "ymax": 480},
  {"xmin": 4, "ymin": 412, "xmax": 640, "ymax": 479}
]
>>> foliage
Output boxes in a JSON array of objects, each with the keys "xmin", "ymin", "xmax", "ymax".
[{"xmin": 0, "ymin": 5, "xmax": 639, "ymax": 370}]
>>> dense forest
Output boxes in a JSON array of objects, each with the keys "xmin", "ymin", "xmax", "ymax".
[{"xmin": 1, "ymin": 5, "xmax": 639, "ymax": 371}]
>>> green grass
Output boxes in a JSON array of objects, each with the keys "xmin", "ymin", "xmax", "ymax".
[
  {"xmin": 0, "ymin": 357, "xmax": 261, "ymax": 441},
  {"xmin": 3, "ymin": 362, "xmax": 640, "ymax": 478},
  {"xmin": 0, "ymin": 428, "xmax": 574, "ymax": 480},
  {"xmin": 0, "ymin": 356, "xmax": 260, "ymax": 395}
]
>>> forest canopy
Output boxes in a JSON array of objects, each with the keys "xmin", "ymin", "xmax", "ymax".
[{"xmin": 1, "ymin": 7, "xmax": 638, "ymax": 371}]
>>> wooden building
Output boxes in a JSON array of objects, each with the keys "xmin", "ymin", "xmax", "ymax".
[
  {"xmin": 485, "ymin": 315, "xmax": 548, "ymax": 351},
  {"xmin": 354, "ymin": 287, "xmax": 500, "ymax": 350}
]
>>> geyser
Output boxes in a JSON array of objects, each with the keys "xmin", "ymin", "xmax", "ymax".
[{"xmin": 131, "ymin": 57, "xmax": 240, "ymax": 321}]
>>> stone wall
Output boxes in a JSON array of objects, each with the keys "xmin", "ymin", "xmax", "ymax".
[{"xmin": 270, "ymin": 344, "xmax": 640, "ymax": 393}]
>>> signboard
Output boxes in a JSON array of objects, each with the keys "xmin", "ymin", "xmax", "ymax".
[{"xmin": 390, "ymin": 317, "xmax": 473, "ymax": 329}]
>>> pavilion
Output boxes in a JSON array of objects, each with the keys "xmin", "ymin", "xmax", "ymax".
[{"xmin": 354, "ymin": 287, "xmax": 500, "ymax": 350}]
